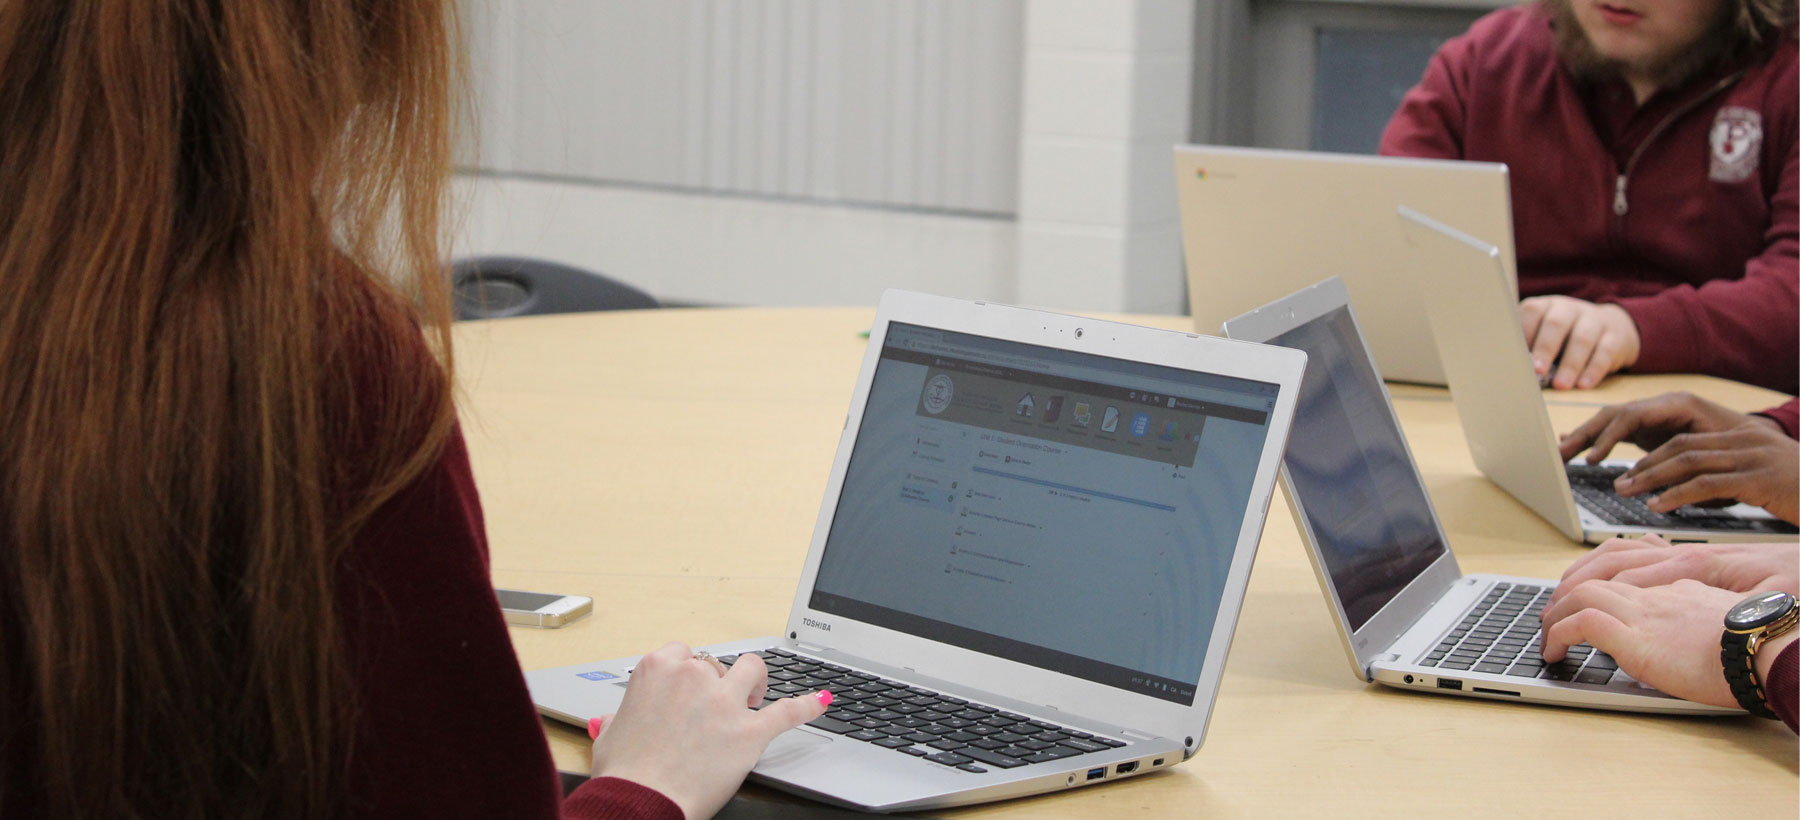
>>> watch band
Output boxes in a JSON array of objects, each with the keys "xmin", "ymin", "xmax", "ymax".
[{"xmin": 1722, "ymin": 606, "xmax": 1799, "ymax": 719}]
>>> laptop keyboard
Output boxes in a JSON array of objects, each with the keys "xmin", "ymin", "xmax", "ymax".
[
  {"xmin": 1416, "ymin": 582, "xmax": 1622, "ymax": 685},
  {"xmin": 1565, "ymin": 463, "xmax": 1791, "ymax": 531},
  {"xmin": 721, "ymin": 648, "xmax": 1126, "ymax": 773}
]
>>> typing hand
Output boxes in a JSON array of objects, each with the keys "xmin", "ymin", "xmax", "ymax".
[
  {"xmin": 589, "ymin": 643, "xmax": 829, "ymax": 819},
  {"xmin": 1540, "ymin": 579, "xmax": 1739, "ymax": 709},
  {"xmin": 1557, "ymin": 391, "xmax": 1755, "ymax": 463},
  {"xmin": 1519, "ymin": 295, "xmax": 1639, "ymax": 390},
  {"xmin": 1553, "ymin": 535, "xmax": 1799, "ymax": 604},
  {"xmin": 1613, "ymin": 420, "xmax": 1800, "ymax": 525}
]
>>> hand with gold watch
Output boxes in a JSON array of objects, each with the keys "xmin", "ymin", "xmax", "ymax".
[{"xmin": 1721, "ymin": 591, "xmax": 1799, "ymax": 718}]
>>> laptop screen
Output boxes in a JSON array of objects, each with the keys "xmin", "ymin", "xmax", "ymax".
[
  {"xmin": 809, "ymin": 322, "xmax": 1279, "ymax": 705},
  {"xmin": 1264, "ymin": 306, "xmax": 1447, "ymax": 631}
]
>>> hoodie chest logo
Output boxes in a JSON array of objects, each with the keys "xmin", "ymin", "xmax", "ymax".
[{"xmin": 1709, "ymin": 106, "xmax": 1762, "ymax": 183}]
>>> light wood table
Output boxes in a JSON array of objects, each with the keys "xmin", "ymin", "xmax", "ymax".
[{"xmin": 454, "ymin": 307, "xmax": 1798, "ymax": 818}]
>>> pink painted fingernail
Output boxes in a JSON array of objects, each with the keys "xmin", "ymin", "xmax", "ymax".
[
  {"xmin": 587, "ymin": 717, "xmax": 605, "ymax": 739},
  {"xmin": 815, "ymin": 690, "xmax": 834, "ymax": 707}
]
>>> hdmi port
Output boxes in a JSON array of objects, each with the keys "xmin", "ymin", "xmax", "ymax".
[{"xmin": 1116, "ymin": 761, "xmax": 1139, "ymax": 775}]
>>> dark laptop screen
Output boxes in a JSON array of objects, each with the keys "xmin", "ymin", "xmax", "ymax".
[
  {"xmin": 1266, "ymin": 306, "xmax": 1447, "ymax": 631},
  {"xmin": 809, "ymin": 322, "xmax": 1278, "ymax": 705}
]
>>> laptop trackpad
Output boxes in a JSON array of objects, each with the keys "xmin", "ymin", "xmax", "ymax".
[{"xmin": 763, "ymin": 728, "xmax": 833, "ymax": 766}]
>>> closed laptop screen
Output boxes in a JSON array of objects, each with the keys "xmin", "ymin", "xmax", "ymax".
[
  {"xmin": 1266, "ymin": 306, "xmax": 1446, "ymax": 631},
  {"xmin": 809, "ymin": 322, "xmax": 1278, "ymax": 705}
]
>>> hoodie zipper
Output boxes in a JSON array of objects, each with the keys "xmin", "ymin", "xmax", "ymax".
[{"xmin": 1612, "ymin": 71, "xmax": 1743, "ymax": 219}]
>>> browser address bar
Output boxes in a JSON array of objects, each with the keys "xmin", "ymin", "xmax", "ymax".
[{"xmin": 899, "ymin": 339, "xmax": 1262, "ymax": 409}]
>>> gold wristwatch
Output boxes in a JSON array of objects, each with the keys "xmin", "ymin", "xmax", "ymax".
[{"xmin": 1721, "ymin": 591, "xmax": 1798, "ymax": 719}]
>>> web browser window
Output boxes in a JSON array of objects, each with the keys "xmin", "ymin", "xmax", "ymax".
[{"xmin": 811, "ymin": 323, "xmax": 1279, "ymax": 705}]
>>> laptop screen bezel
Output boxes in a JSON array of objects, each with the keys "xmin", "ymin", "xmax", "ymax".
[
  {"xmin": 1223, "ymin": 276, "xmax": 1464, "ymax": 680},
  {"xmin": 783, "ymin": 289, "xmax": 1306, "ymax": 749}
]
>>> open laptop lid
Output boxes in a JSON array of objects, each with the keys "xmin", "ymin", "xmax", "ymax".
[
  {"xmin": 1174, "ymin": 145, "xmax": 1514, "ymax": 386},
  {"xmin": 787, "ymin": 290, "xmax": 1305, "ymax": 755},
  {"xmin": 1396, "ymin": 207, "xmax": 1587, "ymax": 542},
  {"xmin": 1223, "ymin": 277, "xmax": 1463, "ymax": 680}
]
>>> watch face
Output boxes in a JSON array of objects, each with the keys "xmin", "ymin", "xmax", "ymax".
[{"xmin": 1726, "ymin": 591, "xmax": 1795, "ymax": 630}]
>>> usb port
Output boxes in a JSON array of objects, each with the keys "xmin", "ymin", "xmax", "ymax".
[
  {"xmin": 1086, "ymin": 767, "xmax": 1106, "ymax": 781},
  {"xmin": 1116, "ymin": 761, "xmax": 1139, "ymax": 775},
  {"xmin": 1438, "ymin": 678, "xmax": 1463, "ymax": 691}
]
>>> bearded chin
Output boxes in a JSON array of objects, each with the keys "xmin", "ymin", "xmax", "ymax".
[{"xmin": 1543, "ymin": 0, "xmax": 1732, "ymax": 90}]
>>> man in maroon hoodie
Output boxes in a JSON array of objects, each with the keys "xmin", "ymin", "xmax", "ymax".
[{"xmin": 1381, "ymin": 0, "xmax": 1797, "ymax": 394}]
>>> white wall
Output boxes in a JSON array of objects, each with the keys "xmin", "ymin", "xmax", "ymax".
[{"xmin": 456, "ymin": 1, "xmax": 1204, "ymax": 313}]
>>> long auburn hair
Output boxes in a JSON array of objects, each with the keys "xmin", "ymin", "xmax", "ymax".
[{"xmin": 0, "ymin": 1, "xmax": 457, "ymax": 817}]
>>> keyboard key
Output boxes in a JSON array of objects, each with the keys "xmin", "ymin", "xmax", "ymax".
[
  {"xmin": 807, "ymin": 716, "xmax": 861, "ymax": 734},
  {"xmin": 878, "ymin": 726, "xmax": 913, "ymax": 737},
  {"xmin": 939, "ymin": 696, "xmax": 968, "ymax": 706},
  {"xmin": 965, "ymin": 704, "xmax": 997, "ymax": 713},
  {"xmin": 1095, "ymin": 737, "xmax": 1127, "ymax": 748},
  {"xmin": 848, "ymin": 730, "xmax": 886, "ymax": 742},
  {"xmin": 1575, "ymin": 668, "xmax": 1615, "ymax": 685},
  {"xmin": 852, "ymin": 718, "xmax": 887, "ymax": 729},
  {"xmin": 992, "ymin": 732, "xmax": 1027, "ymax": 744},
  {"xmin": 967, "ymin": 725, "xmax": 1001, "ymax": 736},
  {"xmin": 928, "ymin": 740, "xmax": 968, "ymax": 751},
  {"xmin": 1587, "ymin": 654, "xmax": 1619, "ymax": 671},
  {"xmin": 1475, "ymin": 662, "xmax": 1509, "ymax": 674},
  {"xmin": 1440, "ymin": 660, "xmax": 1473, "ymax": 670},
  {"xmin": 1036, "ymin": 732, "xmax": 1069, "ymax": 743},
  {"xmin": 957, "ymin": 764, "xmax": 988, "ymax": 773},
  {"xmin": 945, "ymin": 731, "xmax": 981, "ymax": 742},
  {"xmin": 962, "ymin": 748, "xmax": 1028, "ymax": 769},
  {"xmin": 926, "ymin": 752, "xmax": 973, "ymax": 767},
  {"xmin": 874, "ymin": 737, "xmax": 913, "ymax": 748},
  {"xmin": 1540, "ymin": 664, "xmax": 1580, "ymax": 682},
  {"xmin": 1061, "ymin": 738, "xmax": 1108, "ymax": 753},
  {"xmin": 904, "ymin": 732, "xmax": 938, "ymax": 744},
  {"xmin": 898, "ymin": 747, "xmax": 928, "ymax": 757},
  {"xmin": 1504, "ymin": 665, "xmax": 1539, "ymax": 677},
  {"xmin": 1019, "ymin": 739, "xmax": 1056, "ymax": 751},
  {"xmin": 971, "ymin": 738, "xmax": 1007, "ymax": 750}
]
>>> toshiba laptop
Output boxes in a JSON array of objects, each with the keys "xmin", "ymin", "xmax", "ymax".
[
  {"xmin": 1175, "ymin": 145, "xmax": 1515, "ymax": 385},
  {"xmin": 527, "ymin": 289, "xmax": 1306, "ymax": 812},
  {"xmin": 1397, "ymin": 207, "xmax": 1798, "ymax": 544},
  {"xmin": 1225, "ymin": 277, "xmax": 1737, "ymax": 714}
]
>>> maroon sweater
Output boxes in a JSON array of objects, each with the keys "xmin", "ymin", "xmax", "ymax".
[
  {"xmin": 337, "ymin": 427, "xmax": 681, "ymax": 819},
  {"xmin": 1760, "ymin": 397, "xmax": 1799, "ymax": 437},
  {"xmin": 1380, "ymin": 7, "xmax": 1799, "ymax": 393}
]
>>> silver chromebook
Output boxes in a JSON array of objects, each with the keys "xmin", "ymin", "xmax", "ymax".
[
  {"xmin": 1174, "ymin": 144, "xmax": 1516, "ymax": 386},
  {"xmin": 1397, "ymin": 206, "xmax": 1797, "ymax": 544},
  {"xmin": 1226, "ymin": 276, "xmax": 1740, "ymax": 715},
  {"xmin": 527, "ymin": 289, "xmax": 1307, "ymax": 812}
]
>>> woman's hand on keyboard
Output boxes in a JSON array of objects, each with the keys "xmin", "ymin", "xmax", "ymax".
[
  {"xmin": 588, "ymin": 642, "xmax": 830, "ymax": 819},
  {"xmin": 1555, "ymin": 536, "xmax": 1799, "ymax": 602},
  {"xmin": 1540, "ymin": 578, "xmax": 1740, "ymax": 708}
]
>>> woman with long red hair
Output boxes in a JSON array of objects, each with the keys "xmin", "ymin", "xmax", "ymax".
[{"xmin": 0, "ymin": 2, "xmax": 823, "ymax": 817}]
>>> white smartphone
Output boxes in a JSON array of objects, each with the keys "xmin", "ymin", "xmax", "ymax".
[{"xmin": 495, "ymin": 588, "xmax": 593, "ymax": 628}]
